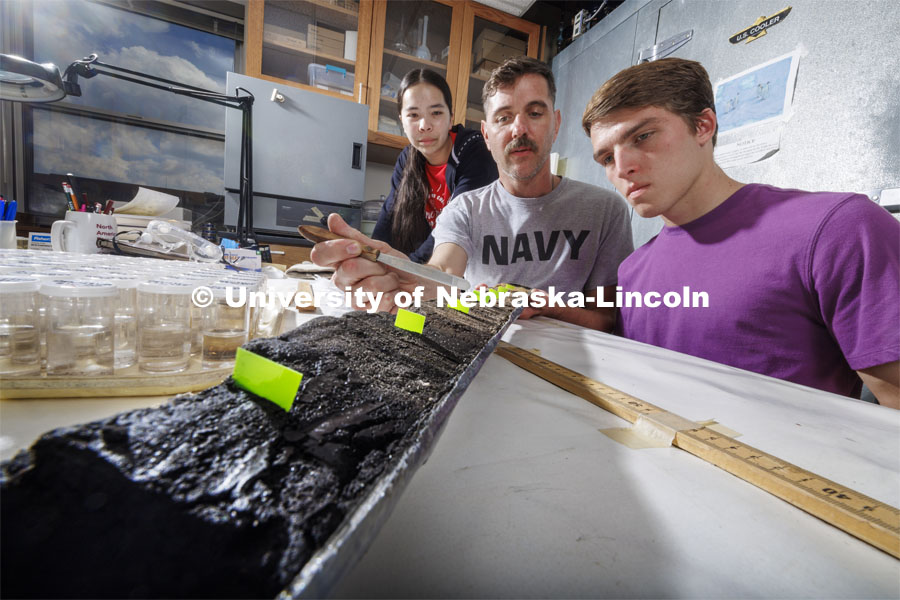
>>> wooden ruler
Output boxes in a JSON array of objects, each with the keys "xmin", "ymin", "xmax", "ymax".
[{"xmin": 494, "ymin": 341, "xmax": 900, "ymax": 559}]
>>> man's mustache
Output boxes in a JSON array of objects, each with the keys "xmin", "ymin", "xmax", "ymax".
[{"xmin": 505, "ymin": 136, "xmax": 538, "ymax": 154}]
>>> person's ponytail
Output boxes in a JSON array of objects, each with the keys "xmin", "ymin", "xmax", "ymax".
[{"xmin": 391, "ymin": 148, "xmax": 430, "ymax": 254}]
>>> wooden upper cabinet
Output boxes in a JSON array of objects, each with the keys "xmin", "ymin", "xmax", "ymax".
[
  {"xmin": 245, "ymin": 0, "xmax": 374, "ymax": 102},
  {"xmin": 455, "ymin": 3, "xmax": 540, "ymax": 132},
  {"xmin": 366, "ymin": 0, "xmax": 463, "ymax": 148},
  {"xmin": 245, "ymin": 0, "xmax": 541, "ymax": 149}
]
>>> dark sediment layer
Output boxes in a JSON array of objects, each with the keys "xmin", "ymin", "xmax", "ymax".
[{"xmin": 1, "ymin": 302, "xmax": 515, "ymax": 599}]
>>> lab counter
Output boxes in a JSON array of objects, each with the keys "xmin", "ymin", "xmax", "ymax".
[
  {"xmin": 1, "ymin": 317, "xmax": 898, "ymax": 598},
  {"xmin": 333, "ymin": 319, "xmax": 900, "ymax": 598}
]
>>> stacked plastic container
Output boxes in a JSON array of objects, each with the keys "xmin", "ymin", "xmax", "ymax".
[{"xmin": 0, "ymin": 249, "xmax": 268, "ymax": 377}]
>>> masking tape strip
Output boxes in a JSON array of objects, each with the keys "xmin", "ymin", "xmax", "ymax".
[
  {"xmin": 650, "ymin": 411, "xmax": 701, "ymax": 436},
  {"xmin": 601, "ymin": 413, "xmax": 700, "ymax": 449},
  {"xmin": 601, "ymin": 417, "xmax": 673, "ymax": 449},
  {"xmin": 698, "ymin": 420, "xmax": 743, "ymax": 438}
]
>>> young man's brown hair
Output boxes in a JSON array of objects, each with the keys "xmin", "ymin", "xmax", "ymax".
[
  {"xmin": 581, "ymin": 57, "xmax": 718, "ymax": 145},
  {"xmin": 482, "ymin": 55, "xmax": 556, "ymax": 106}
]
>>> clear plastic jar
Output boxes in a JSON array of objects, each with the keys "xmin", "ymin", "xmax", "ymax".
[
  {"xmin": 0, "ymin": 276, "xmax": 41, "ymax": 377},
  {"xmin": 40, "ymin": 278, "xmax": 117, "ymax": 376},
  {"xmin": 29, "ymin": 269, "xmax": 77, "ymax": 368},
  {"xmin": 175, "ymin": 272, "xmax": 219, "ymax": 355},
  {"xmin": 90, "ymin": 273, "xmax": 139, "ymax": 370},
  {"xmin": 200, "ymin": 284, "xmax": 249, "ymax": 368},
  {"xmin": 136, "ymin": 278, "xmax": 194, "ymax": 373},
  {"xmin": 218, "ymin": 276, "xmax": 264, "ymax": 337}
]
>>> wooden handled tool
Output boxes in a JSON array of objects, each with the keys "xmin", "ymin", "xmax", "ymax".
[
  {"xmin": 298, "ymin": 225, "xmax": 379, "ymax": 261},
  {"xmin": 298, "ymin": 225, "xmax": 471, "ymax": 290}
]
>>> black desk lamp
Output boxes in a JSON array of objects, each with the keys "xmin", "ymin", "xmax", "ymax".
[{"xmin": 0, "ymin": 52, "xmax": 256, "ymax": 246}]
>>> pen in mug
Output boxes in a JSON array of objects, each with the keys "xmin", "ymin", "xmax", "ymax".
[
  {"xmin": 63, "ymin": 183, "xmax": 79, "ymax": 211},
  {"xmin": 61, "ymin": 184, "xmax": 75, "ymax": 211},
  {"xmin": 66, "ymin": 172, "xmax": 81, "ymax": 203},
  {"xmin": 3, "ymin": 200, "xmax": 16, "ymax": 221}
]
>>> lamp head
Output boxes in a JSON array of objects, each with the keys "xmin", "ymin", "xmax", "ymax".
[{"xmin": 0, "ymin": 53, "xmax": 66, "ymax": 102}]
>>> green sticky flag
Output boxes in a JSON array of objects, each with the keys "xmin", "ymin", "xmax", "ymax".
[
  {"xmin": 449, "ymin": 299, "xmax": 470, "ymax": 314},
  {"xmin": 394, "ymin": 308, "xmax": 425, "ymax": 334},
  {"xmin": 232, "ymin": 347, "xmax": 303, "ymax": 412}
]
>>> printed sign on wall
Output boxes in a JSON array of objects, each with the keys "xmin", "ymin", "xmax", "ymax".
[{"xmin": 729, "ymin": 7, "xmax": 792, "ymax": 44}]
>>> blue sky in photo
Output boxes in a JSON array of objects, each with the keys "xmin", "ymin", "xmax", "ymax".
[{"xmin": 31, "ymin": 0, "xmax": 235, "ymax": 193}]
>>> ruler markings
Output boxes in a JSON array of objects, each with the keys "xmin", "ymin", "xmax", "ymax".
[{"xmin": 494, "ymin": 342, "xmax": 900, "ymax": 559}]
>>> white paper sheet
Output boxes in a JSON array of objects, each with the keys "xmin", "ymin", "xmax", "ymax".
[
  {"xmin": 713, "ymin": 49, "xmax": 802, "ymax": 169},
  {"xmin": 114, "ymin": 187, "xmax": 179, "ymax": 216}
]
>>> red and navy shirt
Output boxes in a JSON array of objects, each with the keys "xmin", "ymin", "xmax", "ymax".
[{"xmin": 423, "ymin": 131, "xmax": 456, "ymax": 227}]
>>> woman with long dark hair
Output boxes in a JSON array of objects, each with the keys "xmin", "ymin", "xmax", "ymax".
[{"xmin": 372, "ymin": 69, "xmax": 498, "ymax": 263}]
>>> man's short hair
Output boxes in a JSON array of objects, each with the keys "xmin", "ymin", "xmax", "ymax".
[
  {"xmin": 581, "ymin": 58, "xmax": 718, "ymax": 145},
  {"xmin": 482, "ymin": 56, "xmax": 556, "ymax": 109}
]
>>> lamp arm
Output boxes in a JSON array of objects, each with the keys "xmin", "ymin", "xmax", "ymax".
[
  {"xmin": 62, "ymin": 53, "xmax": 257, "ymax": 246},
  {"xmin": 63, "ymin": 54, "xmax": 246, "ymax": 108},
  {"xmin": 89, "ymin": 56, "xmax": 216, "ymax": 94},
  {"xmin": 71, "ymin": 67, "xmax": 241, "ymax": 110}
]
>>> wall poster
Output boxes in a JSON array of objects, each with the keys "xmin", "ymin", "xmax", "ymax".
[{"xmin": 713, "ymin": 49, "xmax": 801, "ymax": 169}]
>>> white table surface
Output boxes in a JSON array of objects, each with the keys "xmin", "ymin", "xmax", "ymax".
[
  {"xmin": 332, "ymin": 318, "xmax": 900, "ymax": 599},
  {"xmin": 2, "ymin": 316, "xmax": 898, "ymax": 598}
]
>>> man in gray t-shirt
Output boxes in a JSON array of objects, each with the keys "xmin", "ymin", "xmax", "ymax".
[
  {"xmin": 434, "ymin": 177, "xmax": 631, "ymax": 294},
  {"xmin": 312, "ymin": 57, "xmax": 633, "ymax": 332}
]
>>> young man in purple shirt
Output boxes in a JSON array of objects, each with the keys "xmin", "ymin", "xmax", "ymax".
[{"xmin": 581, "ymin": 58, "xmax": 899, "ymax": 408}]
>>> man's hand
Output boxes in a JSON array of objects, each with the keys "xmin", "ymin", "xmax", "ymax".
[
  {"xmin": 309, "ymin": 213, "xmax": 421, "ymax": 313},
  {"xmin": 517, "ymin": 287, "xmax": 616, "ymax": 332},
  {"xmin": 517, "ymin": 288, "xmax": 549, "ymax": 321}
]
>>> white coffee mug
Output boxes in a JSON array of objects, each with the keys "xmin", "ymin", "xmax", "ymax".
[{"xmin": 50, "ymin": 211, "xmax": 118, "ymax": 254}]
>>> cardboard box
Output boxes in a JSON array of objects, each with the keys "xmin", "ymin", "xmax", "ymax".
[
  {"xmin": 473, "ymin": 29, "xmax": 527, "ymax": 66},
  {"xmin": 28, "ymin": 232, "xmax": 52, "ymax": 251},
  {"xmin": 474, "ymin": 42, "xmax": 526, "ymax": 66},
  {"xmin": 223, "ymin": 248, "xmax": 262, "ymax": 271},
  {"xmin": 307, "ymin": 24, "xmax": 345, "ymax": 55},
  {"xmin": 475, "ymin": 28, "xmax": 528, "ymax": 49},
  {"xmin": 264, "ymin": 30, "xmax": 307, "ymax": 51},
  {"xmin": 317, "ymin": 43, "xmax": 345, "ymax": 57},
  {"xmin": 308, "ymin": 24, "xmax": 345, "ymax": 43},
  {"xmin": 267, "ymin": 23, "xmax": 305, "ymax": 39},
  {"xmin": 472, "ymin": 58, "xmax": 501, "ymax": 78}
]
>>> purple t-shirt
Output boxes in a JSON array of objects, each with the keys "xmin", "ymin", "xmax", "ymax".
[{"xmin": 617, "ymin": 184, "xmax": 900, "ymax": 398}]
